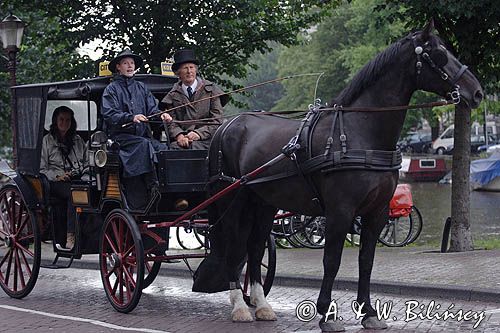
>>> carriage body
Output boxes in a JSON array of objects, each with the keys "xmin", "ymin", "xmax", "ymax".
[
  {"xmin": 6, "ymin": 74, "xmax": 211, "ymax": 252},
  {"xmin": 0, "ymin": 74, "xmax": 264, "ymax": 312}
]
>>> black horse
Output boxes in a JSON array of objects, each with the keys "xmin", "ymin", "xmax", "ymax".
[{"xmin": 200, "ymin": 21, "xmax": 483, "ymax": 330}]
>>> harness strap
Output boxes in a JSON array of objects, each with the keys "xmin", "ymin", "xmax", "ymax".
[
  {"xmin": 245, "ymin": 149, "xmax": 401, "ymax": 186},
  {"xmin": 338, "ymin": 110, "xmax": 347, "ymax": 154}
]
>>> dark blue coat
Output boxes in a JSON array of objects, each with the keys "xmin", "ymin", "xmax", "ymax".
[{"xmin": 101, "ymin": 75, "xmax": 166, "ymax": 178}]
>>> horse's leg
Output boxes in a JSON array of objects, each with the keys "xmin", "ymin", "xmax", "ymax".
[
  {"xmin": 223, "ymin": 192, "xmax": 254, "ymax": 322},
  {"xmin": 247, "ymin": 204, "xmax": 277, "ymax": 321},
  {"xmin": 317, "ymin": 213, "xmax": 351, "ymax": 332},
  {"xmin": 357, "ymin": 210, "xmax": 390, "ymax": 330}
]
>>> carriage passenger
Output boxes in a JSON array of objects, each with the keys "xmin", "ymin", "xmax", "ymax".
[
  {"xmin": 161, "ymin": 49, "xmax": 227, "ymax": 150},
  {"xmin": 40, "ymin": 106, "xmax": 87, "ymax": 249},
  {"xmin": 101, "ymin": 49, "xmax": 172, "ymax": 210}
]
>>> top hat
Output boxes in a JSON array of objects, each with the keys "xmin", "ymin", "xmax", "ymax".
[
  {"xmin": 171, "ymin": 49, "xmax": 200, "ymax": 72},
  {"xmin": 108, "ymin": 49, "xmax": 144, "ymax": 73}
]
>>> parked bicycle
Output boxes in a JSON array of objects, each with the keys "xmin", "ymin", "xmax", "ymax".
[{"xmin": 274, "ymin": 184, "xmax": 422, "ymax": 248}]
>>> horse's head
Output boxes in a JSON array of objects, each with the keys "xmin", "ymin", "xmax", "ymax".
[{"xmin": 411, "ymin": 20, "xmax": 483, "ymax": 108}]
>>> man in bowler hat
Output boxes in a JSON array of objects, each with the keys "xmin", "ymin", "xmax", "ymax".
[
  {"xmin": 161, "ymin": 49, "xmax": 227, "ymax": 149},
  {"xmin": 101, "ymin": 49, "xmax": 172, "ymax": 209}
]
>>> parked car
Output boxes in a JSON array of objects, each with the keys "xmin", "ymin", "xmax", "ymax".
[
  {"xmin": 433, "ymin": 122, "xmax": 498, "ymax": 155},
  {"xmin": 398, "ymin": 133, "xmax": 433, "ymax": 154},
  {"xmin": 442, "ymin": 134, "xmax": 496, "ymax": 155}
]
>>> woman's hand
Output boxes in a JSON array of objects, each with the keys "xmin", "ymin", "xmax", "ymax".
[
  {"xmin": 133, "ymin": 114, "xmax": 148, "ymax": 123},
  {"xmin": 56, "ymin": 172, "xmax": 71, "ymax": 182}
]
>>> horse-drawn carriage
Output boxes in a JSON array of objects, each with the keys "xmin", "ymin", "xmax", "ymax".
[
  {"xmin": 0, "ymin": 74, "xmax": 276, "ymax": 313},
  {"xmin": 1, "ymin": 21, "xmax": 485, "ymax": 330}
]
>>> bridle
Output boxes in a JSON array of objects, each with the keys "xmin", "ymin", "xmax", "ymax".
[{"xmin": 412, "ymin": 34, "xmax": 468, "ymax": 105}]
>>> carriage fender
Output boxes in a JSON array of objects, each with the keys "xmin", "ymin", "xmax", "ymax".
[{"xmin": 4, "ymin": 174, "xmax": 43, "ymax": 210}]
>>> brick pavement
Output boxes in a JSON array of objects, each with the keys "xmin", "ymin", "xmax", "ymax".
[
  {"xmin": 40, "ymin": 243, "xmax": 500, "ymax": 303},
  {"xmin": 1, "ymin": 268, "xmax": 500, "ymax": 332}
]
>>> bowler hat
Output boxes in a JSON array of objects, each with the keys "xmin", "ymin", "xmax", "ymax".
[
  {"xmin": 171, "ymin": 49, "xmax": 200, "ymax": 72},
  {"xmin": 108, "ymin": 49, "xmax": 143, "ymax": 73}
]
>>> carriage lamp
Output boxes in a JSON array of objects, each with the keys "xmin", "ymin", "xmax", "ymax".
[
  {"xmin": 0, "ymin": 13, "xmax": 25, "ymax": 167},
  {"xmin": 94, "ymin": 149, "xmax": 108, "ymax": 168}
]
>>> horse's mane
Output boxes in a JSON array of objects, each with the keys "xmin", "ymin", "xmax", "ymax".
[{"xmin": 332, "ymin": 35, "xmax": 411, "ymax": 106}]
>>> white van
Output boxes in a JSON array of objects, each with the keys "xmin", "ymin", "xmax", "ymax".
[{"xmin": 432, "ymin": 122, "xmax": 497, "ymax": 155}]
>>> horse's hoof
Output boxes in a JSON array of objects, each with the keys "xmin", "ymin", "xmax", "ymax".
[
  {"xmin": 255, "ymin": 307, "xmax": 277, "ymax": 321},
  {"xmin": 361, "ymin": 316, "xmax": 388, "ymax": 330},
  {"xmin": 319, "ymin": 317, "xmax": 345, "ymax": 332},
  {"xmin": 232, "ymin": 307, "xmax": 253, "ymax": 322}
]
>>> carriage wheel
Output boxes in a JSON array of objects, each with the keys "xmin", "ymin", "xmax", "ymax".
[
  {"xmin": 0, "ymin": 185, "xmax": 41, "ymax": 298},
  {"xmin": 242, "ymin": 234, "xmax": 276, "ymax": 306},
  {"xmin": 143, "ymin": 253, "xmax": 161, "ymax": 289},
  {"xmin": 99, "ymin": 209, "xmax": 144, "ymax": 313}
]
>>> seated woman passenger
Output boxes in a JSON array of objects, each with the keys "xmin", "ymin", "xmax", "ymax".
[
  {"xmin": 40, "ymin": 106, "xmax": 87, "ymax": 249},
  {"xmin": 161, "ymin": 49, "xmax": 227, "ymax": 150}
]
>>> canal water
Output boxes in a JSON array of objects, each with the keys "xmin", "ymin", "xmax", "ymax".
[{"xmin": 407, "ymin": 182, "xmax": 500, "ymax": 245}]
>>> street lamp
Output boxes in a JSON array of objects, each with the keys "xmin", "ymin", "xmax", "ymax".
[{"xmin": 0, "ymin": 13, "xmax": 25, "ymax": 166}]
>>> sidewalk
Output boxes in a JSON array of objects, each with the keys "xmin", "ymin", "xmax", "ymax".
[{"xmin": 40, "ymin": 243, "xmax": 500, "ymax": 303}]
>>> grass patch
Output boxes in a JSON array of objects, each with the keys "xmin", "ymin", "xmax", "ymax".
[{"xmin": 473, "ymin": 237, "xmax": 500, "ymax": 250}]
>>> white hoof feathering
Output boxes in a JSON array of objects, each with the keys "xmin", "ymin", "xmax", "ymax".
[
  {"xmin": 251, "ymin": 283, "xmax": 277, "ymax": 321},
  {"xmin": 230, "ymin": 289, "xmax": 253, "ymax": 322}
]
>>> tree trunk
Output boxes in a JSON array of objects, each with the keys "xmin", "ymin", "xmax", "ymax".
[{"xmin": 449, "ymin": 103, "xmax": 474, "ymax": 251}]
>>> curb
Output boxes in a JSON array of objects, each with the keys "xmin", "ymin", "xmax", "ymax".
[{"xmin": 40, "ymin": 258, "xmax": 500, "ymax": 303}]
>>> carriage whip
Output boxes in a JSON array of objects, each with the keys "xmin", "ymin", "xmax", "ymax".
[{"xmin": 121, "ymin": 73, "xmax": 324, "ymax": 127}]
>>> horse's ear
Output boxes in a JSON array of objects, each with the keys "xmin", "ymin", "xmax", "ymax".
[{"xmin": 421, "ymin": 18, "xmax": 435, "ymax": 40}]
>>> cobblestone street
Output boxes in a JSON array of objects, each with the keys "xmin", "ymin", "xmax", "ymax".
[{"xmin": 0, "ymin": 267, "xmax": 499, "ymax": 332}]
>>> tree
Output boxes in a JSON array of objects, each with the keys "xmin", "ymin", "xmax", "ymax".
[
  {"xmin": 0, "ymin": 7, "xmax": 94, "ymax": 151},
  {"xmin": 274, "ymin": 0, "xmax": 407, "ymax": 112},
  {"xmin": 224, "ymin": 43, "xmax": 285, "ymax": 115},
  {"xmin": 381, "ymin": 0, "xmax": 500, "ymax": 251},
  {"xmin": 4, "ymin": 0, "xmax": 338, "ymax": 85}
]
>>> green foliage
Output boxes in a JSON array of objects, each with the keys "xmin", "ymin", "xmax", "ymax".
[
  {"xmin": 4, "ymin": 0, "xmax": 338, "ymax": 85},
  {"xmin": 225, "ymin": 43, "xmax": 285, "ymax": 114},
  {"xmin": 274, "ymin": 0, "xmax": 407, "ymax": 111}
]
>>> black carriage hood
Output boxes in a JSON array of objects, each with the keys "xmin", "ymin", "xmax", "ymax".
[
  {"xmin": 11, "ymin": 74, "xmax": 178, "ymax": 176},
  {"xmin": 13, "ymin": 74, "xmax": 178, "ymax": 101}
]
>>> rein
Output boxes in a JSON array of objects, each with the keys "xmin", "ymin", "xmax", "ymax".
[
  {"xmin": 121, "ymin": 73, "xmax": 323, "ymax": 128},
  {"xmin": 148, "ymin": 96, "xmax": 458, "ymax": 126}
]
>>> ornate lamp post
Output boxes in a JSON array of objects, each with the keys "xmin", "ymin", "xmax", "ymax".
[{"xmin": 0, "ymin": 13, "xmax": 25, "ymax": 166}]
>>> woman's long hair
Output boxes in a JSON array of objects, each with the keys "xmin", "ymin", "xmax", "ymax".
[{"xmin": 49, "ymin": 106, "xmax": 77, "ymax": 154}]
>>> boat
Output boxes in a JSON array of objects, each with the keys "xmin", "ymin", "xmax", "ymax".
[
  {"xmin": 470, "ymin": 152, "xmax": 500, "ymax": 191},
  {"xmin": 401, "ymin": 157, "xmax": 448, "ymax": 182}
]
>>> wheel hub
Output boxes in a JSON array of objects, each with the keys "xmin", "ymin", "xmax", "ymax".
[
  {"xmin": 5, "ymin": 236, "xmax": 13, "ymax": 248},
  {"xmin": 108, "ymin": 253, "xmax": 121, "ymax": 269}
]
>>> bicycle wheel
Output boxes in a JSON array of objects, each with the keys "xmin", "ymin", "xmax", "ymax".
[
  {"xmin": 405, "ymin": 206, "xmax": 423, "ymax": 245},
  {"xmin": 378, "ymin": 214, "xmax": 413, "ymax": 247},
  {"xmin": 175, "ymin": 227, "xmax": 203, "ymax": 250},
  {"xmin": 281, "ymin": 215, "xmax": 302, "ymax": 248},
  {"xmin": 303, "ymin": 216, "xmax": 326, "ymax": 249},
  {"xmin": 345, "ymin": 217, "xmax": 361, "ymax": 247},
  {"xmin": 289, "ymin": 215, "xmax": 315, "ymax": 248}
]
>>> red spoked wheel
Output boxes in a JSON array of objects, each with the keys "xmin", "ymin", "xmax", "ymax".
[
  {"xmin": 143, "ymin": 252, "xmax": 161, "ymax": 289},
  {"xmin": 242, "ymin": 234, "xmax": 276, "ymax": 306},
  {"xmin": 0, "ymin": 185, "xmax": 41, "ymax": 298},
  {"xmin": 99, "ymin": 209, "xmax": 144, "ymax": 313}
]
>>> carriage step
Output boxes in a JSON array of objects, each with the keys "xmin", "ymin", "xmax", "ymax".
[{"xmin": 41, "ymin": 253, "xmax": 75, "ymax": 269}]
